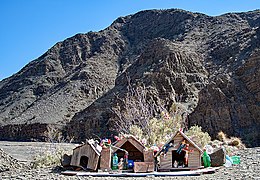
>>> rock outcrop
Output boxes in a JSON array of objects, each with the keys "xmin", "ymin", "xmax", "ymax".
[
  {"xmin": 209, "ymin": 148, "xmax": 226, "ymax": 167},
  {"xmin": 0, "ymin": 9, "xmax": 259, "ymax": 146}
]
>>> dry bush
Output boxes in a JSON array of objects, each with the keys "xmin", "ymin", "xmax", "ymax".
[
  {"xmin": 229, "ymin": 137, "xmax": 241, "ymax": 146},
  {"xmin": 185, "ymin": 125, "xmax": 211, "ymax": 148},
  {"xmin": 111, "ymin": 76, "xmax": 204, "ymax": 147},
  {"xmin": 31, "ymin": 148, "xmax": 66, "ymax": 169},
  {"xmin": 44, "ymin": 126, "xmax": 65, "ymax": 143},
  {"xmin": 111, "ymin": 80, "xmax": 189, "ymax": 147},
  {"xmin": 129, "ymin": 125, "xmax": 143, "ymax": 140},
  {"xmin": 217, "ymin": 131, "xmax": 227, "ymax": 142},
  {"xmin": 111, "ymin": 84, "xmax": 158, "ymax": 136},
  {"xmin": 215, "ymin": 130, "xmax": 245, "ymax": 149},
  {"xmin": 35, "ymin": 126, "xmax": 74, "ymax": 169},
  {"xmin": 128, "ymin": 112, "xmax": 182, "ymax": 147},
  {"xmin": 228, "ymin": 137, "xmax": 245, "ymax": 149}
]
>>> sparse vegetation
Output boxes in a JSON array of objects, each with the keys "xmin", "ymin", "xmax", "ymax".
[
  {"xmin": 32, "ymin": 126, "xmax": 74, "ymax": 169},
  {"xmin": 129, "ymin": 125, "xmax": 143, "ymax": 140},
  {"xmin": 44, "ymin": 126, "xmax": 64, "ymax": 143},
  {"xmin": 128, "ymin": 111, "xmax": 182, "ymax": 146},
  {"xmin": 216, "ymin": 131, "xmax": 245, "ymax": 150},
  {"xmin": 112, "ymin": 79, "xmax": 190, "ymax": 147},
  {"xmin": 208, "ymin": 130, "xmax": 246, "ymax": 156},
  {"xmin": 228, "ymin": 137, "xmax": 245, "ymax": 149},
  {"xmin": 217, "ymin": 131, "xmax": 227, "ymax": 142},
  {"xmin": 31, "ymin": 149, "xmax": 65, "ymax": 168},
  {"xmin": 111, "ymin": 79, "xmax": 215, "ymax": 148},
  {"xmin": 185, "ymin": 125, "xmax": 211, "ymax": 148}
]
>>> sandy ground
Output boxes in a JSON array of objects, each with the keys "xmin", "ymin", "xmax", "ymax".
[
  {"xmin": 0, "ymin": 141, "xmax": 78, "ymax": 163},
  {"xmin": 0, "ymin": 141, "xmax": 259, "ymax": 179}
]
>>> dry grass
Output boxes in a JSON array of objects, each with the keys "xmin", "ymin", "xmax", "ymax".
[
  {"xmin": 211, "ymin": 131, "xmax": 246, "ymax": 155},
  {"xmin": 228, "ymin": 137, "xmax": 245, "ymax": 149},
  {"xmin": 31, "ymin": 149, "xmax": 64, "ymax": 168},
  {"xmin": 31, "ymin": 145, "xmax": 74, "ymax": 169},
  {"xmin": 217, "ymin": 131, "xmax": 227, "ymax": 142}
]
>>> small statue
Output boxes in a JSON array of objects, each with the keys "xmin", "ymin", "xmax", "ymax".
[
  {"xmin": 123, "ymin": 153, "xmax": 128, "ymax": 170},
  {"xmin": 161, "ymin": 142, "xmax": 173, "ymax": 157},
  {"xmin": 173, "ymin": 160, "xmax": 178, "ymax": 168},
  {"xmin": 183, "ymin": 144, "xmax": 193, "ymax": 166},
  {"xmin": 176, "ymin": 140, "xmax": 186, "ymax": 154},
  {"xmin": 118, "ymin": 158, "xmax": 124, "ymax": 170}
]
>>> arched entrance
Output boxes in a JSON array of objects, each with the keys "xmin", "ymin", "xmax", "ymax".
[{"xmin": 80, "ymin": 156, "xmax": 89, "ymax": 169}]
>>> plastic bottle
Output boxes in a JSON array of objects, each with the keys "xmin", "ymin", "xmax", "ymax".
[
  {"xmin": 112, "ymin": 153, "xmax": 118, "ymax": 170},
  {"xmin": 224, "ymin": 155, "xmax": 233, "ymax": 167},
  {"xmin": 202, "ymin": 149, "xmax": 211, "ymax": 167}
]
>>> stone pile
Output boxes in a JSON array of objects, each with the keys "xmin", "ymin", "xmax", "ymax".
[{"xmin": 0, "ymin": 148, "xmax": 25, "ymax": 172}]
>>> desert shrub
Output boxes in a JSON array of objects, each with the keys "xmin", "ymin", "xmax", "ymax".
[
  {"xmin": 185, "ymin": 125, "xmax": 211, "ymax": 148},
  {"xmin": 44, "ymin": 126, "xmax": 65, "ymax": 143},
  {"xmin": 208, "ymin": 139, "xmax": 239, "ymax": 156},
  {"xmin": 217, "ymin": 131, "xmax": 227, "ymax": 142},
  {"xmin": 32, "ymin": 126, "xmax": 75, "ymax": 169},
  {"xmin": 112, "ymin": 82, "xmax": 188, "ymax": 147},
  {"xmin": 31, "ymin": 149, "xmax": 65, "ymax": 168},
  {"xmin": 228, "ymin": 137, "xmax": 245, "ymax": 149},
  {"xmin": 229, "ymin": 137, "xmax": 241, "ymax": 146},
  {"xmin": 127, "ymin": 108, "xmax": 184, "ymax": 147},
  {"xmin": 111, "ymin": 79, "xmax": 216, "ymax": 149},
  {"xmin": 207, "ymin": 133, "xmax": 246, "ymax": 155},
  {"xmin": 129, "ymin": 125, "xmax": 143, "ymax": 140},
  {"xmin": 215, "ymin": 130, "xmax": 245, "ymax": 149}
]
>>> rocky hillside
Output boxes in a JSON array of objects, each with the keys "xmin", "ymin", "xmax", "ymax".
[{"xmin": 0, "ymin": 9, "xmax": 259, "ymax": 146}]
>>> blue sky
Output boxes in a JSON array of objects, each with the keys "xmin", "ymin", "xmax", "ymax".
[{"xmin": 0, "ymin": 0, "xmax": 259, "ymax": 80}]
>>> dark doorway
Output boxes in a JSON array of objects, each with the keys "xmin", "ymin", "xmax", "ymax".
[
  {"xmin": 172, "ymin": 150, "xmax": 186, "ymax": 167},
  {"xmin": 80, "ymin": 156, "xmax": 89, "ymax": 169},
  {"xmin": 116, "ymin": 141, "xmax": 144, "ymax": 162}
]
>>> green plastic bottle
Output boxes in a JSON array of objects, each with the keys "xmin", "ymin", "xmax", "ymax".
[
  {"xmin": 202, "ymin": 150, "xmax": 211, "ymax": 167},
  {"xmin": 112, "ymin": 153, "xmax": 118, "ymax": 170}
]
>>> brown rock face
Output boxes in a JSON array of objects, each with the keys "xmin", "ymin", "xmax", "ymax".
[
  {"xmin": 189, "ymin": 51, "xmax": 260, "ymax": 147},
  {"xmin": 209, "ymin": 148, "xmax": 226, "ymax": 167},
  {"xmin": 0, "ymin": 9, "xmax": 259, "ymax": 146}
]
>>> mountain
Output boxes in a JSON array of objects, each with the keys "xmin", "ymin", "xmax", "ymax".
[{"xmin": 0, "ymin": 9, "xmax": 259, "ymax": 147}]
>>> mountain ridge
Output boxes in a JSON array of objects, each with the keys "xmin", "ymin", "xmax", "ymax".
[{"xmin": 0, "ymin": 9, "xmax": 259, "ymax": 146}]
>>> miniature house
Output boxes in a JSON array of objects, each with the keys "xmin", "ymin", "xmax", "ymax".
[
  {"xmin": 113, "ymin": 135, "xmax": 146, "ymax": 162},
  {"xmin": 113, "ymin": 135, "xmax": 154, "ymax": 172},
  {"xmin": 70, "ymin": 139, "xmax": 102, "ymax": 171},
  {"xmin": 155, "ymin": 130, "xmax": 203, "ymax": 171}
]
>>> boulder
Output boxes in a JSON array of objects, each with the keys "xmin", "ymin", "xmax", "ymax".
[
  {"xmin": 61, "ymin": 154, "xmax": 71, "ymax": 167},
  {"xmin": 210, "ymin": 148, "xmax": 226, "ymax": 167}
]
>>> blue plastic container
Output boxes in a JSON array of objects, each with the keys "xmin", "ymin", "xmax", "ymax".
[{"xmin": 128, "ymin": 160, "xmax": 134, "ymax": 169}]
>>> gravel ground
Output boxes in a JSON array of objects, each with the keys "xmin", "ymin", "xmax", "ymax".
[
  {"xmin": 0, "ymin": 141, "xmax": 259, "ymax": 179},
  {"xmin": 0, "ymin": 141, "xmax": 78, "ymax": 163}
]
